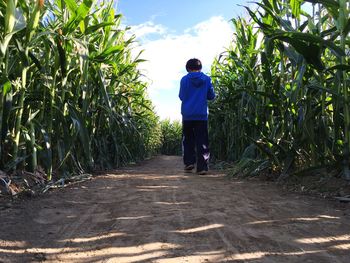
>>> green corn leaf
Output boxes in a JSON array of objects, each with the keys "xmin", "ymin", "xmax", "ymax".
[
  {"xmin": 97, "ymin": 68, "xmax": 112, "ymax": 108},
  {"xmin": 85, "ymin": 22, "xmax": 115, "ymax": 35},
  {"xmin": 28, "ymin": 51, "xmax": 42, "ymax": 70},
  {"xmin": 5, "ymin": 0, "xmax": 17, "ymax": 34},
  {"xmin": 243, "ymin": 6, "xmax": 273, "ymax": 31},
  {"xmin": 298, "ymin": 20, "xmax": 309, "ymax": 32},
  {"xmin": 261, "ymin": 0, "xmax": 274, "ymax": 12},
  {"xmin": 2, "ymin": 80, "xmax": 12, "ymax": 95},
  {"xmin": 68, "ymin": 104, "xmax": 93, "ymax": 170},
  {"xmin": 283, "ymin": 44, "xmax": 300, "ymax": 67},
  {"xmin": 0, "ymin": 32, "xmax": 15, "ymax": 56},
  {"xmin": 79, "ymin": 19, "xmax": 86, "ymax": 34},
  {"xmin": 92, "ymin": 45, "xmax": 124, "ymax": 61},
  {"xmin": 306, "ymin": 84, "xmax": 344, "ymax": 99},
  {"xmin": 321, "ymin": 26, "xmax": 338, "ymax": 37},
  {"xmin": 290, "ymin": 0, "xmax": 301, "ymax": 20},
  {"xmin": 63, "ymin": 0, "xmax": 93, "ymax": 34},
  {"xmin": 63, "ymin": 0, "xmax": 78, "ymax": 15},
  {"xmin": 254, "ymin": 2, "xmax": 294, "ymax": 31},
  {"xmin": 1, "ymin": 81, "xmax": 12, "ymax": 141},
  {"xmin": 269, "ymin": 30, "xmax": 345, "ymax": 57},
  {"xmin": 27, "ymin": 0, "xmax": 41, "ymax": 37},
  {"xmin": 261, "ymin": 51, "xmax": 273, "ymax": 84},
  {"xmin": 344, "ymin": 18, "xmax": 350, "ymax": 36},
  {"xmin": 326, "ymin": 64, "xmax": 350, "ymax": 72},
  {"xmin": 56, "ymin": 37, "xmax": 67, "ymax": 77}
]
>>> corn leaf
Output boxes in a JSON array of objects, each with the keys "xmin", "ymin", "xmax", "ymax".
[
  {"xmin": 290, "ymin": 0, "xmax": 301, "ymax": 20},
  {"xmin": 268, "ymin": 30, "xmax": 345, "ymax": 57},
  {"xmin": 62, "ymin": 0, "xmax": 78, "ymax": 15},
  {"xmin": 63, "ymin": 0, "xmax": 93, "ymax": 34},
  {"xmin": 85, "ymin": 22, "xmax": 115, "ymax": 35}
]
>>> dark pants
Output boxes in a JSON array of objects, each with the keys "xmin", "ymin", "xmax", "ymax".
[{"xmin": 182, "ymin": 120, "xmax": 210, "ymax": 172}]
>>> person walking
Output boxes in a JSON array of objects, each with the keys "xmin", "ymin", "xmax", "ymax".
[{"xmin": 179, "ymin": 58, "xmax": 215, "ymax": 175}]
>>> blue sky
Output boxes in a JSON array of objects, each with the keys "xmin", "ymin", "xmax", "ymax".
[
  {"xmin": 117, "ymin": 0, "xmax": 248, "ymax": 120},
  {"xmin": 118, "ymin": 0, "xmax": 247, "ymax": 33}
]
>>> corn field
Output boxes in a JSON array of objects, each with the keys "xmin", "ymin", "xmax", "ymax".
[
  {"xmin": 0, "ymin": 0, "xmax": 161, "ymax": 179},
  {"xmin": 210, "ymin": 0, "xmax": 350, "ymax": 179},
  {"xmin": 1, "ymin": 0, "xmax": 349, "ymax": 183},
  {"xmin": 160, "ymin": 119, "xmax": 182, "ymax": 156}
]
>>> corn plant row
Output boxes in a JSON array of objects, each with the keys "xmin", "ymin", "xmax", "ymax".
[
  {"xmin": 159, "ymin": 119, "xmax": 182, "ymax": 156},
  {"xmin": 0, "ymin": 0, "xmax": 161, "ymax": 179},
  {"xmin": 209, "ymin": 0, "xmax": 350, "ymax": 179}
]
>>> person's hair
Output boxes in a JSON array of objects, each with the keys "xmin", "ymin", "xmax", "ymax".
[{"xmin": 186, "ymin": 58, "xmax": 202, "ymax": 72}]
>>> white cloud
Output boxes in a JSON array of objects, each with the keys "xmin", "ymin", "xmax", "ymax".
[
  {"xmin": 129, "ymin": 16, "xmax": 234, "ymax": 120},
  {"xmin": 129, "ymin": 21, "xmax": 167, "ymax": 40}
]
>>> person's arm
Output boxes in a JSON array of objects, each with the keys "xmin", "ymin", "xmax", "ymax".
[
  {"xmin": 207, "ymin": 77, "xmax": 215, "ymax": 100},
  {"xmin": 179, "ymin": 77, "xmax": 185, "ymax": 101}
]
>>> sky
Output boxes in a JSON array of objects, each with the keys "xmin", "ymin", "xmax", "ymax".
[{"xmin": 117, "ymin": 0, "xmax": 248, "ymax": 121}]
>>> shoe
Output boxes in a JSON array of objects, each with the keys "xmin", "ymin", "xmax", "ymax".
[
  {"xmin": 197, "ymin": 170, "xmax": 207, "ymax": 175},
  {"xmin": 184, "ymin": 164, "xmax": 195, "ymax": 172}
]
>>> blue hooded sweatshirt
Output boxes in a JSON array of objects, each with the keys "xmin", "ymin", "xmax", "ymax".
[{"xmin": 179, "ymin": 72, "xmax": 215, "ymax": 120}]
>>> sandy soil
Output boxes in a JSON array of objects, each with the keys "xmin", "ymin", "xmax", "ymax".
[{"xmin": 0, "ymin": 155, "xmax": 349, "ymax": 263}]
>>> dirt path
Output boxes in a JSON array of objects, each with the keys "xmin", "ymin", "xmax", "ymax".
[{"xmin": 0, "ymin": 156, "xmax": 349, "ymax": 262}]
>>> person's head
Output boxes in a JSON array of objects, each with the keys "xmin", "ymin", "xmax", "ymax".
[{"xmin": 186, "ymin": 58, "xmax": 202, "ymax": 72}]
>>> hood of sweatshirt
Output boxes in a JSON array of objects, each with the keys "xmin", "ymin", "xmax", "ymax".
[{"xmin": 188, "ymin": 72, "xmax": 205, "ymax": 88}]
